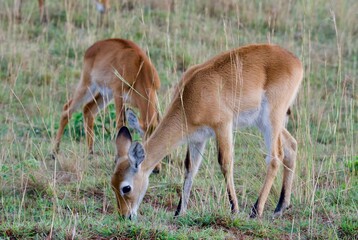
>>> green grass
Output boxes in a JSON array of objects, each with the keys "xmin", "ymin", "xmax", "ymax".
[{"xmin": 0, "ymin": 0, "xmax": 357, "ymax": 239}]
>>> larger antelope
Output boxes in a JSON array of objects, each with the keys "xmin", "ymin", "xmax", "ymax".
[
  {"xmin": 54, "ymin": 38, "xmax": 162, "ymax": 172},
  {"xmin": 112, "ymin": 44, "xmax": 303, "ymax": 219}
]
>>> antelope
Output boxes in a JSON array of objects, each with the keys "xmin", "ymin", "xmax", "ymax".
[
  {"xmin": 14, "ymin": 0, "xmax": 110, "ymax": 23},
  {"xmin": 111, "ymin": 44, "xmax": 303, "ymax": 219},
  {"xmin": 14, "ymin": 0, "xmax": 47, "ymax": 23},
  {"xmin": 53, "ymin": 38, "xmax": 162, "ymax": 172}
]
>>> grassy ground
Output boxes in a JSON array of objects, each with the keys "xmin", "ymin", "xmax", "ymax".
[{"xmin": 0, "ymin": 0, "xmax": 357, "ymax": 239}]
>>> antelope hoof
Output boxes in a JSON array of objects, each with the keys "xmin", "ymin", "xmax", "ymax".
[
  {"xmin": 273, "ymin": 204, "xmax": 291, "ymax": 219},
  {"xmin": 174, "ymin": 210, "xmax": 180, "ymax": 217},
  {"xmin": 249, "ymin": 208, "xmax": 263, "ymax": 218},
  {"xmin": 249, "ymin": 212, "xmax": 262, "ymax": 219},
  {"xmin": 272, "ymin": 210, "xmax": 283, "ymax": 219},
  {"xmin": 249, "ymin": 210, "xmax": 258, "ymax": 219},
  {"xmin": 249, "ymin": 200, "xmax": 261, "ymax": 218},
  {"xmin": 174, "ymin": 198, "xmax": 183, "ymax": 217},
  {"xmin": 87, "ymin": 150, "xmax": 96, "ymax": 160},
  {"xmin": 231, "ymin": 209, "xmax": 239, "ymax": 215}
]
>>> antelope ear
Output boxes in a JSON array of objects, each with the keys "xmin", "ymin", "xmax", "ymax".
[
  {"xmin": 126, "ymin": 108, "xmax": 144, "ymax": 137},
  {"xmin": 116, "ymin": 126, "xmax": 132, "ymax": 157},
  {"xmin": 128, "ymin": 142, "xmax": 145, "ymax": 169}
]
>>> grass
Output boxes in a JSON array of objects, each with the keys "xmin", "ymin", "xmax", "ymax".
[{"xmin": 0, "ymin": 0, "xmax": 357, "ymax": 239}]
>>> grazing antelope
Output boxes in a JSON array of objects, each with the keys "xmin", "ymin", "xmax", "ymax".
[
  {"xmin": 111, "ymin": 44, "xmax": 303, "ymax": 219},
  {"xmin": 54, "ymin": 38, "xmax": 162, "ymax": 172}
]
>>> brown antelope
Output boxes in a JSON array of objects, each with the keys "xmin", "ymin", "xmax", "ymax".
[
  {"xmin": 14, "ymin": 0, "xmax": 110, "ymax": 23},
  {"xmin": 111, "ymin": 44, "xmax": 303, "ymax": 219},
  {"xmin": 54, "ymin": 38, "xmax": 162, "ymax": 172}
]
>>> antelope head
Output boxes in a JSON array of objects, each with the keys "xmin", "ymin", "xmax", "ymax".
[{"xmin": 111, "ymin": 126, "xmax": 149, "ymax": 219}]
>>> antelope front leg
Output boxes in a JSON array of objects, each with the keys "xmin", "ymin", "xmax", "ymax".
[
  {"xmin": 175, "ymin": 140, "xmax": 207, "ymax": 216},
  {"xmin": 215, "ymin": 122, "xmax": 239, "ymax": 214},
  {"xmin": 113, "ymin": 94, "xmax": 126, "ymax": 132}
]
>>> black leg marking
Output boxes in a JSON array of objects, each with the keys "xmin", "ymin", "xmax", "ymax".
[
  {"xmin": 175, "ymin": 148, "xmax": 190, "ymax": 216},
  {"xmin": 218, "ymin": 147, "xmax": 236, "ymax": 213},
  {"xmin": 217, "ymin": 146, "xmax": 223, "ymax": 166},
  {"xmin": 250, "ymin": 199, "xmax": 259, "ymax": 218},
  {"xmin": 227, "ymin": 188, "xmax": 236, "ymax": 213},
  {"xmin": 174, "ymin": 197, "xmax": 182, "ymax": 217},
  {"xmin": 184, "ymin": 148, "xmax": 191, "ymax": 171},
  {"xmin": 274, "ymin": 186, "xmax": 286, "ymax": 213}
]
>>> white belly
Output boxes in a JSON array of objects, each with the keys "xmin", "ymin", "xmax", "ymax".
[{"xmin": 233, "ymin": 94, "xmax": 270, "ymax": 130}]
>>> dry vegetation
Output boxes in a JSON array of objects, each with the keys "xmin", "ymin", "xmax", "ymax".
[{"xmin": 0, "ymin": 0, "xmax": 357, "ymax": 239}]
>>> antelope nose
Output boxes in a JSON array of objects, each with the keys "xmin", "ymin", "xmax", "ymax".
[{"xmin": 128, "ymin": 213, "xmax": 137, "ymax": 221}]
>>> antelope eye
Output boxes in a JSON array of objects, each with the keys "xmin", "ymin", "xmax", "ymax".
[{"xmin": 122, "ymin": 185, "xmax": 131, "ymax": 194}]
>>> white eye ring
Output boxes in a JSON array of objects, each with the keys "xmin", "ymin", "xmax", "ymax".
[{"xmin": 120, "ymin": 181, "xmax": 132, "ymax": 196}]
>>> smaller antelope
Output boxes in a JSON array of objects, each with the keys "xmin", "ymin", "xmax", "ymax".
[
  {"xmin": 111, "ymin": 44, "xmax": 303, "ymax": 219},
  {"xmin": 54, "ymin": 38, "xmax": 162, "ymax": 172}
]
